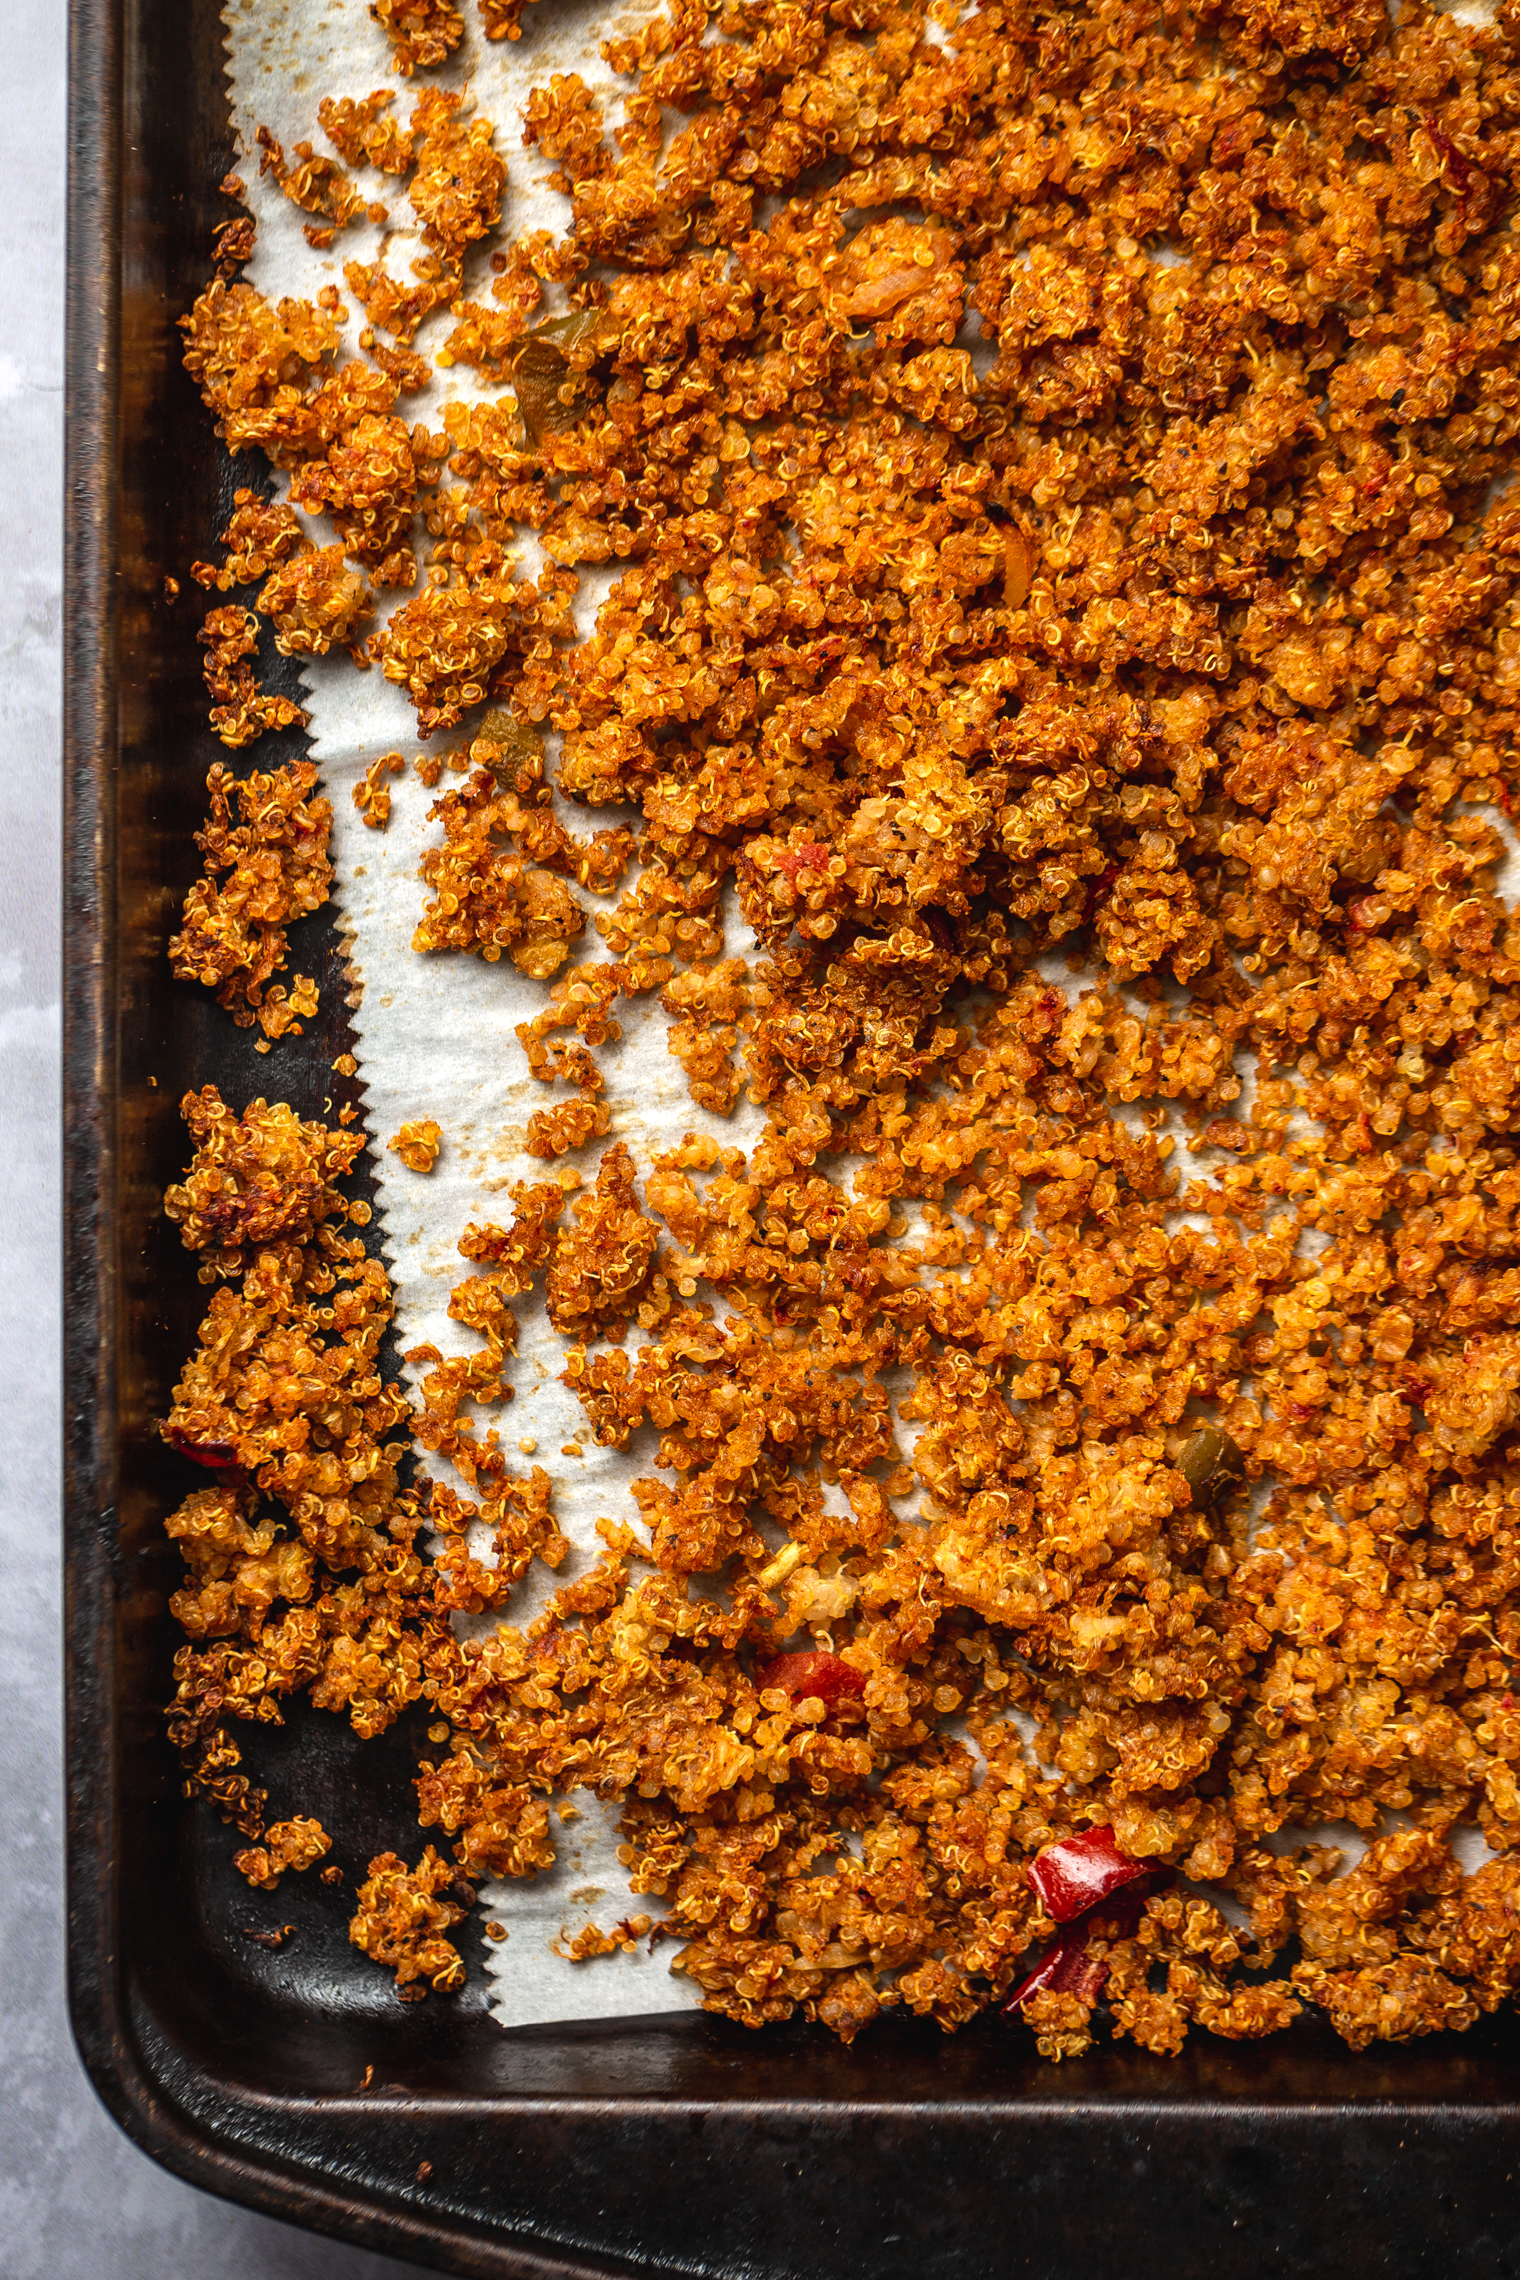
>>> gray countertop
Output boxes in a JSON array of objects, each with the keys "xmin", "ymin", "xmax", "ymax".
[{"xmin": 1, "ymin": 4, "xmax": 417, "ymax": 2268}]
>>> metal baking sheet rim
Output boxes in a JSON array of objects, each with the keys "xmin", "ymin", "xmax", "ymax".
[{"xmin": 59, "ymin": 0, "xmax": 1520, "ymax": 2272}]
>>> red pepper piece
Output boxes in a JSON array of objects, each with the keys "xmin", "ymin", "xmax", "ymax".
[
  {"xmin": 1086, "ymin": 1872, "xmax": 1164, "ymax": 1951},
  {"xmin": 1005, "ymin": 1923, "xmax": 1110, "ymax": 2012},
  {"xmin": 1422, "ymin": 115, "xmax": 1475, "ymax": 192},
  {"xmin": 1081, "ymin": 862, "xmax": 1119, "ymax": 926},
  {"xmin": 1028, "ymin": 1827, "xmax": 1147, "ymax": 1923},
  {"xmin": 164, "ymin": 1424, "xmax": 242, "ymax": 1470},
  {"xmin": 773, "ymin": 840, "xmax": 830, "ymax": 883},
  {"xmin": 1004, "ymin": 1872, "xmax": 1163, "ymax": 2016},
  {"xmin": 756, "ymin": 1650, "xmax": 865, "ymax": 1709}
]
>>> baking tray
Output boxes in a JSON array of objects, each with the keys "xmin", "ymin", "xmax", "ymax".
[{"xmin": 60, "ymin": 0, "xmax": 1520, "ymax": 2271}]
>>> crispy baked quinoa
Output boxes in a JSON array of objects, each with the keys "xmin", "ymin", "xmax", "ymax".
[{"xmin": 163, "ymin": 0, "xmax": 1520, "ymax": 2053}]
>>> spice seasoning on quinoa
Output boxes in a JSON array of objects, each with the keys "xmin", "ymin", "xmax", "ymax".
[
  {"xmin": 370, "ymin": 0, "xmax": 464, "ymax": 78},
  {"xmin": 192, "ymin": 491, "xmax": 306, "ymax": 594},
  {"xmin": 389, "ymin": 1117, "xmax": 443, "ymax": 1172},
  {"xmin": 354, "ymin": 750, "xmax": 406, "ymax": 828},
  {"xmin": 256, "ymin": 124, "xmax": 369, "ymax": 237},
  {"xmin": 170, "ymin": 0, "xmax": 1520, "ymax": 2054},
  {"xmin": 169, "ymin": 762, "xmax": 330, "ymax": 1039},
  {"xmin": 318, "ymin": 89, "xmax": 417, "ymax": 176},
  {"xmin": 234, "ymin": 1815, "xmax": 334, "ymax": 1890},
  {"xmin": 197, "ymin": 605, "xmax": 308, "ymax": 749}
]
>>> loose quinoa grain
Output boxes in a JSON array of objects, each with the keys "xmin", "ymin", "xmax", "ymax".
[
  {"xmin": 354, "ymin": 749, "xmax": 406, "ymax": 829},
  {"xmin": 165, "ymin": 0, "xmax": 1520, "ymax": 2055},
  {"xmin": 389, "ymin": 1116, "xmax": 444, "ymax": 1171}
]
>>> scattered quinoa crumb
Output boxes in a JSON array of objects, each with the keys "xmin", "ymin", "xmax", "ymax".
[
  {"xmin": 350, "ymin": 1847, "xmax": 467, "ymax": 1993},
  {"xmin": 318, "ymin": 90, "xmax": 416, "ymax": 176},
  {"xmin": 198, "ymin": 604, "xmax": 307, "ymax": 749},
  {"xmin": 256, "ymin": 124, "xmax": 366, "ymax": 235},
  {"xmin": 525, "ymin": 1096, "xmax": 610, "ymax": 1159},
  {"xmin": 354, "ymin": 750, "xmax": 405, "ymax": 829},
  {"xmin": 234, "ymin": 1815, "xmax": 333, "ymax": 1890},
  {"xmin": 389, "ymin": 1117, "xmax": 443, "ymax": 1172}
]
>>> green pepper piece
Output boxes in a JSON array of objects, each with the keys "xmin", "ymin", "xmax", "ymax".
[
  {"xmin": 1176, "ymin": 1424, "xmax": 1245, "ymax": 1509},
  {"xmin": 509, "ymin": 312, "xmax": 612, "ymax": 446},
  {"xmin": 475, "ymin": 707, "xmax": 543, "ymax": 785}
]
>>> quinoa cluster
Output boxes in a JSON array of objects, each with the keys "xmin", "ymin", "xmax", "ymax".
[
  {"xmin": 168, "ymin": 760, "xmax": 330, "ymax": 1042},
  {"xmin": 165, "ymin": 0, "xmax": 1520, "ymax": 2055}
]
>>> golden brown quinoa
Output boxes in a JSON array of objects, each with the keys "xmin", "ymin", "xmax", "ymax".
[
  {"xmin": 317, "ymin": 90, "xmax": 417, "ymax": 176},
  {"xmin": 169, "ymin": 762, "xmax": 330, "ymax": 1039},
  {"xmin": 161, "ymin": 1090, "xmax": 431, "ymax": 1840},
  {"xmin": 477, "ymin": 0, "xmax": 545, "ymax": 38},
  {"xmin": 354, "ymin": 749, "xmax": 406, "ymax": 828},
  {"xmin": 197, "ymin": 604, "xmax": 307, "ymax": 748},
  {"xmin": 166, "ymin": 0, "xmax": 1520, "ymax": 2057},
  {"xmin": 350, "ymin": 1848, "xmax": 469, "ymax": 1991},
  {"xmin": 192, "ymin": 491, "xmax": 306, "ymax": 593},
  {"xmin": 525, "ymin": 1094, "xmax": 613, "ymax": 1157},
  {"xmin": 370, "ymin": 0, "xmax": 465, "ymax": 77},
  {"xmin": 257, "ymin": 542, "xmax": 374, "ymax": 657},
  {"xmin": 235, "ymin": 1816, "xmax": 334, "ymax": 1891},
  {"xmin": 256, "ymin": 124, "xmax": 371, "ymax": 238},
  {"xmin": 389, "ymin": 1116, "xmax": 444, "ymax": 1171}
]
